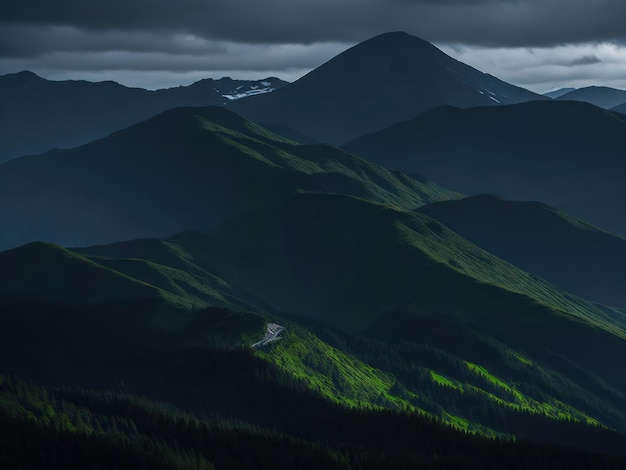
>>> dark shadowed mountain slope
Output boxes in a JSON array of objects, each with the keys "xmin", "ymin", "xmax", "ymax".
[
  {"xmin": 557, "ymin": 86, "xmax": 626, "ymax": 109},
  {"xmin": 418, "ymin": 195, "xmax": 626, "ymax": 309},
  {"xmin": 0, "ymin": 71, "xmax": 287, "ymax": 163},
  {"xmin": 3, "ymin": 296, "xmax": 626, "ymax": 466},
  {"xmin": 230, "ymin": 32, "xmax": 543, "ymax": 144},
  {"xmin": 0, "ymin": 106, "xmax": 458, "ymax": 250},
  {"xmin": 11, "ymin": 191, "xmax": 626, "ymax": 399},
  {"xmin": 345, "ymin": 100, "xmax": 626, "ymax": 235},
  {"xmin": 5, "ymin": 193, "xmax": 626, "ymax": 453},
  {"xmin": 167, "ymin": 192, "xmax": 626, "ymax": 339},
  {"xmin": 0, "ymin": 240, "xmax": 252, "ymax": 311},
  {"xmin": 0, "ymin": 242, "xmax": 160, "ymax": 305}
]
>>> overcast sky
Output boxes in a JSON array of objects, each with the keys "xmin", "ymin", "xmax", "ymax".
[{"xmin": 1, "ymin": 0, "xmax": 626, "ymax": 92}]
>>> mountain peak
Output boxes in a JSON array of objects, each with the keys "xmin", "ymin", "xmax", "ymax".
[
  {"xmin": 375, "ymin": 30, "xmax": 411, "ymax": 37},
  {"xmin": 15, "ymin": 70, "xmax": 41, "ymax": 78},
  {"xmin": 230, "ymin": 32, "xmax": 542, "ymax": 145},
  {"xmin": 332, "ymin": 31, "xmax": 445, "ymax": 66},
  {"xmin": 359, "ymin": 31, "xmax": 433, "ymax": 48},
  {"xmin": 1, "ymin": 70, "xmax": 44, "ymax": 82}
]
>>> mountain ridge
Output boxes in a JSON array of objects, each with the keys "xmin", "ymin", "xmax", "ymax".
[
  {"xmin": 5, "ymin": 191, "xmax": 626, "ymax": 441},
  {"xmin": 0, "ymin": 105, "xmax": 459, "ymax": 250},
  {"xmin": 418, "ymin": 195, "xmax": 626, "ymax": 309},
  {"xmin": 0, "ymin": 70, "xmax": 287, "ymax": 163},
  {"xmin": 544, "ymin": 87, "xmax": 576, "ymax": 99},
  {"xmin": 345, "ymin": 100, "xmax": 626, "ymax": 235},
  {"xmin": 557, "ymin": 85, "xmax": 626, "ymax": 109}
]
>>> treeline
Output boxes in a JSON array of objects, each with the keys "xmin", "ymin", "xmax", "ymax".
[
  {"xmin": 285, "ymin": 312, "xmax": 626, "ymax": 450},
  {"xmin": 3, "ymin": 375, "xmax": 626, "ymax": 469},
  {"xmin": 3, "ymin": 302, "xmax": 626, "ymax": 466}
]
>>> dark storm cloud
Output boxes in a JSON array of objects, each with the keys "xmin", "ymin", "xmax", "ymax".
[
  {"xmin": 0, "ymin": 25, "xmax": 228, "ymax": 58},
  {"xmin": 3, "ymin": 44, "xmax": 342, "ymax": 73},
  {"xmin": 438, "ymin": 43, "xmax": 626, "ymax": 92},
  {"xmin": 399, "ymin": 0, "xmax": 517, "ymax": 4},
  {"xmin": 2, "ymin": 0, "xmax": 626, "ymax": 92},
  {"xmin": 570, "ymin": 55, "xmax": 602, "ymax": 66},
  {"xmin": 1, "ymin": 0, "xmax": 626, "ymax": 49}
]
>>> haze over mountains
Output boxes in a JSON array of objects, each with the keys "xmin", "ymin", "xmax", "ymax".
[
  {"xmin": 4, "ymin": 31, "xmax": 626, "ymax": 468},
  {"xmin": 346, "ymin": 100, "xmax": 626, "ymax": 235},
  {"xmin": 555, "ymin": 86, "xmax": 626, "ymax": 109},
  {"xmin": 0, "ymin": 70, "xmax": 287, "ymax": 163},
  {"xmin": 612, "ymin": 101, "xmax": 626, "ymax": 115},
  {"xmin": 0, "ymin": 105, "xmax": 456, "ymax": 250}
]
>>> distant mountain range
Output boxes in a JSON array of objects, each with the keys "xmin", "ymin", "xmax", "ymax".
[
  {"xmin": 556, "ymin": 86, "xmax": 626, "ymax": 109},
  {"xmin": 229, "ymin": 31, "xmax": 544, "ymax": 144},
  {"xmin": 543, "ymin": 87, "xmax": 576, "ymax": 99},
  {"xmin": 0, "ymin": 71, "xmax": 287, "ymax": 163},
  {"xmin": 345, "ymin": 100, "xmax": 626, "ymax": 235}
]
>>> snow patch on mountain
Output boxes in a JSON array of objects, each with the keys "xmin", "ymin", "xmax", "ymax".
[{"xmin": 222, "ymin": 81, "xmax": 281, "ymax": 100}]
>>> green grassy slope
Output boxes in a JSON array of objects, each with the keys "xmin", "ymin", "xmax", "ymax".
[
  {"xmin": 1, "ymin": 298, "xmax": 626, "ymax": 458},
  {"xmin": 0, "ymin": 242, "xmax": 160, "ymax": 304},
  {"xmin": 0, "ymin": 106, "xmax": 458, "ymax": 250},
  {"xmin": 279, "ymin": 314, "xmax": 626, "ymax": 438},
  {"xmin": 253, "ymin": 318, "xmax": 624, "ymax": 437},
  {"xmin": 5, "ymin": 369, "xmax": 626, "ymax": 469},
  {"xmin": 5, "ymin": 193, "xmax": 626, "ymax": 455},
  {"xmin": 175, "ymin": 192, "xmax": 626, "ymax": 337},
  {"xmin": 167, "ymin": 192, "xmax": 626, "ymax": 398},
  {"xmin": 418, "ymin": 195, "xmax": 626, "ymax": 308},
  {"xmin": 3, "ymin": 235, "xmax": 626, "ymax": 454},
  {"xmin": 57, "ymin": 191, "xmax": 626, "ymax": 395},
  {"xmin": 0, "ymin": 241, "xmax": 249, "ymax": 312}
]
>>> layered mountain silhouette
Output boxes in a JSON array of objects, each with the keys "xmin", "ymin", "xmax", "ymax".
[
  {"xmin": 612, "ymin": 101, "xmax": 626, "ymax": 115},
  {"xmin": 346, "ymin": 100, "xmax": 626, "ymax": 235},
  {"xmin": 0, "ymin": 32, "xmax": 542, "ymax": 159},
  {"xmin": 231, "ymin": 32, "xmax": 543, "ymax": 144},
  {"xmin": 5, "ymin": 31, "xmax": 626, "ymax": 467},
  {"xmin": 169, "ymin": 192, "xmax": 626, "ymax": 337},
  {"xmin": 418, "ymin": 195, "xmax": 626, "ymax": 308},
  {"xmin": 0, "ymin": 71, "xmax": 287, "ymax": 163},
  {"xmin": 543, "ymin": 87, "xmax": 576, "ymax": 99},
  {"xmin": 8, "ymin": 191, "xmax": 624, "ymax": 341},
  {"xmin": 556, "ymin": 86, "xmax": 626, "ymax": 109},
  {"xmin": 4, "ymin": 192, "xmax": 626, "ymax": 447},
  {"xmin": 0, "ymin": 106, "xmax": 457, "ymax": 250}
]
